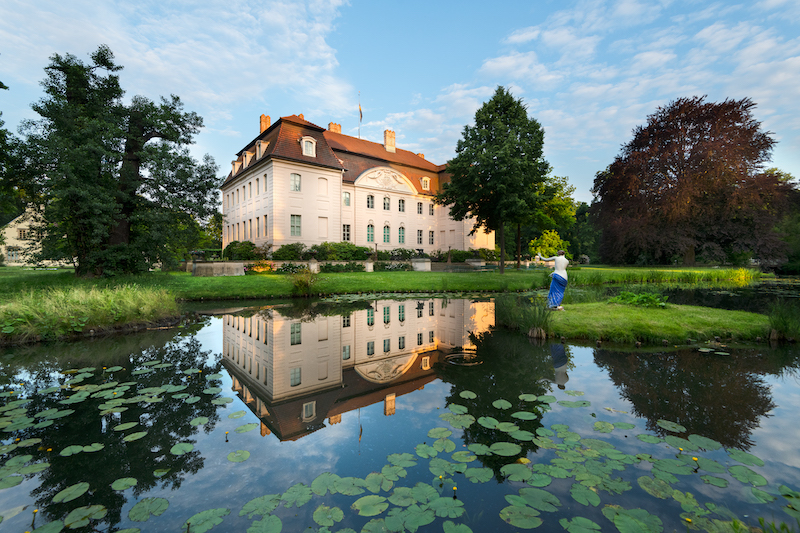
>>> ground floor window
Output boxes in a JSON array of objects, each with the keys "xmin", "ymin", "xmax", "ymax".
[
  {"xmin": 398, "ymin": 227, "xmax": 405, "ymax": 244},
  {"xmin": 417, "ymin": 230, "xmax": 423, "ymax": 245},
  {"xmin": 343, "ymin": 224, "xmax": 350, "ymax": 241},
  {"xmin": 367, "ymin": 224, "xmax": 374, "ymax": 242},
  {"xmin": 383, "ymin": 225, "xmax": 390, "ymax": 243},
  {"xmin": 429, "ymin": 231, "xmax": 434, "ymax": 245},
  {"xmin": 291, "ymin": 215, "xmax": 301, "ymax": 236},
  {"xmin": 367, "ymin": 341, "xmax": 375, "ymax": 356},
  {"xmin": 290, "ymin": 367, "xmax": 301, "ymax": 387}
]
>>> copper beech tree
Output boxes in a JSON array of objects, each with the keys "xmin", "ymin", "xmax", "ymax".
[{"xmin": 591, "ymin": 96, "xmax": 789, "ymax": 265}]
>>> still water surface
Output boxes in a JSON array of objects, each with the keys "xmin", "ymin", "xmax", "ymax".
[{"xmin": 1, "ymin": 297, "xmax": 799, "ymax": 532}]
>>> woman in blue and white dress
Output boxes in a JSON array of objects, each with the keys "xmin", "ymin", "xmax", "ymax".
[{"xmin": 537, "ymin": 250, "xmax": 569, "ymax": 310}]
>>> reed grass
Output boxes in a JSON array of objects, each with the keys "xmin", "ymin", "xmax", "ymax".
[
  {"xmin": 494, "ymin": 294, "xmax": 552, "ymax": 335},
  {"xmin": 768, "ymin": 299, "xmax": 800, "ymax": 340}
]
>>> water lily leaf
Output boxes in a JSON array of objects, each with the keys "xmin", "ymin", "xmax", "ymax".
[
  {"xmin": 700, "ymin": 475, "xmax": 728, "ymax": 488},
  {"xmin": 558, "ymin": 400, "xmax": 591, "ymax": 408},
  {"xmin": 527, "ymin": 473, "xmax": 552, "ymax": 488},
  {"xmin": 246, "ymin": 514, "xmax": 281, "ymax": 533},
  {"xmin": 559, "ymin": 516, "xmax": 601, "ymax": 533},
  {"xmin": 415, "ymin": 443, "xmax": 438, "ymax": 459},
  {"xmin": 571, "ymin": 483, "xmax": 601, "ymax": 506},
  {"xmin": 520, "ymin": 487, "xmax": 561, "ymax": 512},
  {"xmin": 105, "ymin": 365, "xmax": 124, "ymax": 372},
  {"xmin": 312, "ymin": 473, "xmax": 341, "ymax": 496},
  {"xmin": 636, "ymin": 434, "xmax": 662, "ymax": 444},
  {"xmin": 388, "ymin": 452, "xmax": 417, "ymax": 468},
  {"xmin": 465, "ymin": 467, "xmax": 493, "ymax": 483},
  {"xmin": 129, "ymin": 497, "xmax": 169, "ymax": 522},
  {"xmin": 211, "ymin": 397, "xmax": 232, "ymax": 405},
  {"xmin": 114, "ymin": 422, "xmax": 138, "ymax": 431},
  {"xmin": 203, "ymin": 387, "xmax": 222, "ymax": 395},
  {"xmin": 181, "ymin": 508, "xmax": 230, "ymax": 533},
  {"xmin": 351, "ymin": 495, "xmax": 388, "ymax": 516},
  {"xmin": 0, "ymin": 475, "xmax": 23, "ymax": 489},
  {"xmin": 467, "ymin": 443, "xmax": 492, "ymax": 456},
  {"xmin": 664, "ymin": 436, "xmax": 698, "ymax": 451},
  {"xmin": 132, "ymin": 369, "xmax": 153, "ymax": 376},
  {"xmin": 112, "ymin": 477, "xmax": 137, "ymax": 490},
  {"xmin": 239, "ymin": 494, "xmax": 281, "ymax": 518},
  {"xmin": 123, "ymin": 431, "xmax": 148, "ymax": 442},
  {"xmin": 564, "ymin": 390, "xmax": 585, "ymax": 396},
  {"xmin": 751, "ymin": 487, "xmax": 776, "ymax": 503},
  {"xmin": 228, "ymin": 450, "xmax": 250, "ymax": 463},
  {"xmin": 313, "ymin": 505, "xmax": 343, "ymax": 527},
  {"xmin": 54, "ymin": 482, "xmax": 90, "ymax": 504},
  {"xmin": 687, "ymin": 434, "xmax": 722, "ymax": 451},
  {"xmin": 411, "ymin": 482, "xmax": 438, "ymax": 504},
  {"xmin": 281, "ymin": 483, "xmax": 312, "ymax": 508},
  {"xmin": 183, "ymin": 368, "xmax": 202, "ymax": 374},
  {"xmin": 236, "ymin": 423, "xmax": 259, "ymax": 433},
  {"xmin": 433, "ymin": 438, "xmax": 456, "ymax": 453},
  {"xmin": 443, "ymin": 520, "xmax": 473, "ymax": 533},
  {"xmin": 42, "ymin": 409, "xmax": 74, "ymax": 420},
  {"xmin": 428, "ymin": 496, "xmax": 465, "ymax": 518},
  {"xmin": 361, "ymin": 518, "xmax": 389, "ymax": 533},
  {"xmin": 478, "ymin": 416, "xmax": 499, "ymax": 429},
  {"xmin": 501, "ymin": 463, "xmax": 532, "ymax": 482},
  {"xmin": 511, "ymin": 411, "xmax": 538, "ymax": 420},
  {"xmin": 653, "ymin": 459, "xmax": 694, "ymax": 476},
  {"xmin": 64, "ymin": 505, "xmax": 107, "ymax": 529},
  {"xmin": 511, "ymin": 430, "xmax": 535, "ymax": 442},
  {"xmin": 190, "ymin": 417, "xmax": 209, "ymax": 426},
  {"xmin": 81, "ymin": 443, "xmax": 103, "ymax": 453},
  {"xmin": 392, "ymin": 504, "xmax": 436, "ymax": 532},
  {"xmin": 31, "ymin": 520, "xmax": 65, "ymax": 532},
  {"xmin": 206, "ymin": 373, "xmax": 223, "ymax": 380},
  {"xmin": 139, "ymin": 387, "xmax": 165, "ymax": 395},
  {"xmin": 695, "ymin": 457, "xmax": 725, "ymax": 473},
  {"xmin": 728, "ymin": 465, "xmax": 767, "ymax": 486},
  {"xmin": 170, "ymin": 442, "xmax": 194, "ymax": 455},
  {"xmin": 601, "ymin": 506, "xmax": 663, "ymax": 533},
  {"xmin": 593, "ymin": 421, "xmax": 614, "ymax": 433},
  {"xmin": 388, "ymin": 487, "xmax": 415, "ymax": 506},
  {"xmin": 490, "ymin": 442, "xmax": 522, "ymax": 456},
  {"xmin": 656, "ymin": 419, "xmax": 686, "ymax": 433},
  {"xmin": 727, "ymin": 448, "xmax": 764, "ymax": 467},
  {"xmin": 519, "ymin": 393, "xmax": 538, "ymax": 401},
  {"xmin": 499, "ymin": 505, "xmax": 542, "ymax": 529},
  {"xmin": 228, "ymin": 410, "xmax": 247, "ymax": 419},
  {"xmin": 365, "ymin": 472, "xmax": 393, "ymax": 493},
  {"xmin": 381, "ymin": 464, "xmax": 407, "ymax": 481},
  {"xmin": 492, "ymin": 399, "xmax": 512, "ymax": 409},
  {"xmin": 638, "ymin": 476, "xmax": 673, "ymax": 499},
  {"xmin": 428, "ymin": 427, "xmax": 452, "ymax": 439},
  {"xmin": 20, "ymin": 462, "xmax": 50, "ymax": 475},
  {"xmin": 429, "ymin": 457, "xmax": 458, "ymax": 477},
  {"xmin": 334, "ymin": 476, "xmax": 366, "ymax": 496},
  {"xmin": 451, "ymin": 451, "xmax": 476, "ymax": 463},
  {"xmin": 459, "ymin": 390, "xmax": 477, "ymax": 399},
  {"xmin": 448, "ymin": 403, "xmax": 468, "ymax": 414},
  {"xmin": 497, "ymin": 422, "xmax": 520, "ymax": 433},
  {"xmin": 614, "ymin": 422, "xmax": 636, "ymax": 430},
  {"xmin": 6, "ymin": 454, "xmax": 32, "ymax": 466},
  {"xmin": 439, "ymin": 412, "xmax": 475, "ymax": 429},
  {"xmin": 652, "ymin": 470, "xmax": 678, "ymax": 484},
  {"xmin": 172, "ymin": 393, "xmax": 190, "ymax": 399}
]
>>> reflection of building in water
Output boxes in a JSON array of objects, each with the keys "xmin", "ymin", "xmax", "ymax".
[{"xmin": 222, "ymin": 299, "xmax": 494, "ymax": 440}]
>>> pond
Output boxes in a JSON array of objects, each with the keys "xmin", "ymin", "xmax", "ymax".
[{"xmin": 1, "ymin": 296, "xmax": 799, "ymax": 532}]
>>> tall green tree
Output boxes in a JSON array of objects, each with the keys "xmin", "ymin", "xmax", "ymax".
[
  {"xmin": 21, "ymin": 45, "xmax": 220, "ymax": 276},
  {"xmin": 436, "ymin": 86, "xmax": 550, "ymax": 273}
]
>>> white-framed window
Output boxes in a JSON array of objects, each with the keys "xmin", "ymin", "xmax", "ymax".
[
  {"xmin": 367, "ymin": 195, "xmax": 374, "ymax": 208},
  {"xmin": 343, "ymin": 224, "xmax": 351, "ymax": 241},
  {"xmin": 291, "ymin": 215, "xmax": 302, "ymax": 236},
  {"xmin": 383, "ymin": 306, "xmax": 390, "ymax": 324},
  {"xmin": 429, "ymin": 231, "xmax": 434, "ymax": 245},
  {"xmin": 342, "ymin": 345, "xmax": 351, "ymax": 360},
  {"xmin": 417, "ymin": 304, "xmax": 423, "ymax": 318},
  {"xmin": 383, "ymin": 225, "xmax": 390, "ymax": 243},
  {"xmin": 417, "ymin": 333, "xmax": 423, "ymax": 346},
  {"xmin": 264, "ymin": 215, "xmax": 268, "ymax": 237},
  {"xmin": 399, "ymin": 336, "xmax": 405, "ymax": 350},
  {"xmin": 343, "ymin": 191, "xmax": 350, "ymax": 206},
  {"xmin": 421, "ymin": 177, "xmax": 430, "ymax": 190},
  {"xmin": 383, "ymin": 197, "xmax": 390, "ymax": 210},
  {"xmin": 429, "ymin": 204, "xmax": 434, "ymax": 216},
  {"xmin": 256, "ymin": 217, "xmax": 260, "ymax": 238},
  {"xmin": 383, "ymin": 339, "xmax": 391, "ymax": 352},
  {"xmin": 398, "ymin": 199, "xmax": 405, "ymax": 212},
  {"xmin": 367, "ymin": 224, "xmax": 374, "ymax": 242},
  {"xmin": 343, "ymin": 315, "xmax": 351, "ymax": 327},
  {"xmin": 429, "ymin": 331, "xmax": 435, "ymax": 343},
  {"xmin": 367, "ymin": 341, "xmax": 375, "ymax": 356},
  {"xmin": 398, "ymin": 227, "xmax": 405, "ymax": 244},
  {"xmin": 367, "ymin": 308, "xmax": 375, "ymax": 326},
  {"xmin": 290, "ymin": 323, "xmax": 302, "ymax": 345},
  {"xmin": 301, "ymin": 136, "xmax": 317, "ymax": 157},
  {"xmin": 398, "ymin": 305, "xmax": 405, "ymax": 322},
  {"xmin": 429, "ymin": 301, "xmax": 434, "ymax": 316},
  {"xmin": 290, "ymin": 367, "xmax": 301, "ymax": 386},
  {"xmin": 302, "ymin": 401, "xmax": 316, "ymax": 420},
  {"xmin": 417, "ymin": 230, "xmax": 423, "ymax": 245},
  {"xmin": 421, "ymin": 356, "xmax": 431, "ymax": 370},
  {"xmin": 290, "ymin": 173, "xmax": 301, "ymax": 192},
  {"xmin": 255, "ymin": 177, "xmax": 259, "ymax": 194},
  {"xmin": 417, "ymin": 202, "xmax": 423, "ymax": 214},
  {"xmin": 249, "ymin": 182, "xmax": 252, "ymax": 198}
]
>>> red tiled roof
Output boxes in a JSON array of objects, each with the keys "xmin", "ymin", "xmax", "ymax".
[{"xmin": 323, "ymin": 130, "xmax": 440, "ymax": 172}]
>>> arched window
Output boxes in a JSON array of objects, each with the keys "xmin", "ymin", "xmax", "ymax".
[
  {"xmin": 383, "ymin": 197, "xmax": 390, "ymax": 210},
  {"xmin": 421, "ymin": 177, "xmax": 430, "ymax": 190},
  {"xmin": 367, "ymin": 195, "xmax": 374, "ymax": 208},
  {"xmin": 367, "ymin": 224, "xmax": 374, "ymax": 242},
  {"xmin": 383, "ymin": 225, "xmax": 390, "ymax": 243},
  {"xmin": 398, "ymin": 227, "xmax": 405, "ymax": 243}
]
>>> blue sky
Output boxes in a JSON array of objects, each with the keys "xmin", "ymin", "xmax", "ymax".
[{"xmin": 1, "ymin": 0, "xmax": 798, "ymax": 203}]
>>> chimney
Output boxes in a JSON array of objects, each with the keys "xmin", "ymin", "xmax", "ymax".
[
  {"xmin": 298, "ymin": 113, "xmax": 304, "ymax": 120},
  {"xmin": 417, "ymin": 153, "xmax": 425, "ymax": 159},
  {"xmin": 384, "ymin": 129, "xmax": 396, "ymax": 153},
  {"xmin": 260, "ymin": 114, "xmax": 271, "ymax": 133},
  {"xmin": 328, "ymin": 122, "xmax": 341, "ymax": 133}
]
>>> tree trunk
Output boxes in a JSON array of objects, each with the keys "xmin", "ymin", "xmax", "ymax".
[
  {"xmin": 498, "ymin": 225, "xmax": 505, "ymax": 274},
  {"xmin": 683, "ymin": 245, "xmax": 696, "ymax": 266},
  {"xmin": 516, "ymin": 223, "xmax": 522, "ymax": 270}
]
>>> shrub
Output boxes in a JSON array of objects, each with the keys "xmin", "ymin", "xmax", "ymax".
[
  {"xmin": 450, "ymin": 250, "xmax": 473, "ymax": 262},
  {"xmin": 223, "ymin": 241, "xmax": 260, "ymax": 260},
  {"xmin": 272, "ymin": 243, "xmax": 306, "ymax": 260},
  {"xmin": 768, "ymin": 299, "xmax": 800, "ymax": 340},
  {"xmin": 607, "ymin": 291, "xmax": 668, "ymax": 308},
  {"xmin": 376, "ymin": 250, "xmax": 392, "ymax": 261},
  {"xmin": 290, "ymin": 269, "xmax": 318, "ymax": 296},
  {"xmin": 246, "ymin": 260, "xmax": 275, "ymax": 273},
  {"xmin": 276, "ymin": 263, "xmax": 307, "ymax": 274},
  {"xmin": 374, "ymin": 262, "xmax": 411, "ymax": 271},
  {"xmin": 495, "ymin": 294, "xmax": 552, "ymax": 336},
  {"xmin": 320, "ymin": 262, "xmax": 365, "ymax": 273},
  {"xmin": 390, "ymin": 248, "xmax": 417, "ymax": 260}
]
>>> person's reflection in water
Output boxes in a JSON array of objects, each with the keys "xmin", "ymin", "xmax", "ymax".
[{"xmin": 550, "ymin": 342, "xmax": 569, "ymax": 390}]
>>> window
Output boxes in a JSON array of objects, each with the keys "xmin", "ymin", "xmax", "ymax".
[
  {"xmin": 429, "ymin": 331, "xmax": 435, "ymax": 343},
  {"xmin": 398, "ymin": 305, "xmax": 405, "ymax": 322},
  {"xmin": 399, "ymin": 336, "xmax": 405, "ymax": 350},
  {"xmin": 290, "ymin": 367, "xmax": 301, "ymax": 387},
  {"xmin": 398, "ymin": 227, "xmax": 405, "ymax": 244},
  {"xmin": 256, "ymin": 217, "xmax": 260, "ymax": 238},
  {"xmin": 417, "ymin": 304, "xmax": 423, "ymax": 318},
  {"xmin": 383, "ymin": 225, "xmax": 390, "ymax": 243},
  {"xmin": 302, "ymin": 137, "xmax": 316, "ymax": 157},
  {"xmin": 290, "ymin": 173, "xmax": 301, "ymax": 192},
  {"xmin": 343, "ymin": 315, "xmax": 351, "ymax": 327},
  {"xmin": 264, "ymin": 215, "xmax": 268, "ymax": 237},
  {"xmin": 343, "ymin": 224, "xmax": 351, "ymax": 241},
  {"xmin": 249, "ymin": 182, "xmax": 252, "ymax": 198},
  {"xmin": 429, "ymin": 301, "xmax": 434, "ymax": 316},
  {"xmin": 290, "ymin": 323, "xmax": 302, "ymax": 345},
  {"xmin": 367, "ymin": 224, "xmax": 374, "ymax": 242},
  {"xmin": 429, "ymin": 204, "xmax": 434, "ymax": 216},
  {"xmin": 367, "ymin": 341, "xmax": 375, "ymax": 356},
  {"xmin": 383, "ymin": 197, "xmax": 390, "ymax": 210},
  {"xmin": 383, "ymin": 306, "xmax": 390, "ymax": 324},
  {"xmin": 417, "ymin": 202, "xmax": 423, "ymax": 214},
  {"xmin": 383, "ymin": 339, "xmax": 391, "ymax": 352},
  {"xmin": 343, "ymin": 191, "xmax": 350, "ymax": 206},
  {"xmin": 398, "ymin": 199, "xmax": 405, "ymax": 212},
  {"xmin": 367, "ymin": 195, "xmax": 374, "ymax": 208},
  {"xmin": 417, "ymin": 333, "xmax": 423, "ymax": 346},
  {"xmin": 367, "ymin": 308, "xmax": 374, "ymax": 326},
  {"xmin": 417, "ymin": 230, "xmax": 423, "ymax": 245},
  {"xmin": 429, "ymin": 231, "xmax": 434, "ymax": 245},
  {"xmin": 7, "ymin": 249, "xmax": 19, "ymax": 262},
  {"xmin": 18, "ymin": 229, "xmax": 30, "ymax": 240},
  {"xmin": 291, "ymin": 215, "xmax": 302, "ymax": 236},
  {"xmin": 303, "ymin": 401, "xmax": 316, "ymax": 420},
  {"xmin": 421, "ymin": 177, "xmax": 430, "ymax": 190},
  {"xmin": 256, "ymin": 178, "xmax": 259, "ymax": 194},
  {"xmin": 342, "ymin": 345, "xmax": 351, "ymax": 360}
]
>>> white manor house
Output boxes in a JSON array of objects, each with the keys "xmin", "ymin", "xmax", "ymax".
[{"xmin": 221, "ymin": 114, "xmax": 494, "ymax": 254}]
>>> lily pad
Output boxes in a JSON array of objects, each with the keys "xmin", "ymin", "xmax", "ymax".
[
  {"xmin": 311, "ymin": 472, "xmax": 341, "ymax": 496},
  {"xmin": 537, "ymin": 395, "xmax": 557, "ymax": 403},
  {"xmin": 593, "ymin": 421, "xmax": 614, "ymax": 433},
  {"xmin": 281, "ymin": 483, "xmax": 312, "ymax": 508},
  {"xmin": 478, "ymin": 416, "xmax": 499, "ymax": 429},
  {"xmin": 352, "ymin": 495, "xmax": 389, "ymax": 517},
  {"xmin": 211, "ymin": 397, "xmax": 233, "ymax": 405},
  {"xmin": 564, "ymin": 390, "xmax": 584, "ymax": 396},
  {"xmin": 459, "ymin": 390, "xmax": 477, "ymax": 399},
  {"xmin": 701, "ymin": 475, "xmax": 729, "ymax": 488},
  {"xmin": 687, "ymin": 434, "xmax": 722, "ymax": 451},
  {"xmin": 388, "ymin": 452, "xmax": 417, "ymax": 467},
  {"xmin": 240, "ymin": 494, "xmax": 281, "ymax": 519},
  {"xmin": 313, "ymin": 505, "xmax": 344, "ymax": 527},
  {"xmin": 558, "ymin": 400, "xmax": 591, "ymax": 408},
  {"xmin": 638, "ymin": 476, "xmax": 673, "ymax": 499},
  {"xmin": 334, "ymin": 476, "xmax": 366, "ymax": 496},
  {"xmin": 511, "ymin": 411, "xmax": 538, "ymax": 420},
  {"xmin": 570, "ymin": 483, "xmax": 601, "ymax": 506},
  {"xmin": 227, "ymin": 450, "xmax": 250, "ymax": 463},
  {"xmin": 465, "ymin": 467, "xmax": 493, "ymax": 483},
  {"xmin": 428, "ymin": 496, "xmax": 465, "ymax": 518},
  {"xmin": 614, "ymin": 422, "xmax": 636, "ymax": 430},
  {"xmin": 636, "ymin": 434, "xmax": 662, "ymax": 444},
  {"xmin": 727, "ymin": 448, "xmax": 764, "ymax": 467},
  {"xmin": 123, "ymin": 431, "xmax": 148, "ymax": 442},
  {"xmin": 601, "ymin": 505, "xmax": 663, "ymax": 533},
  {"xmin": 664, "ymin": 436, "xmax": 698, "ymax": 451},
  {"xmin": 190, "ymin": 417, "xmax": 209, "ymax": 426},
  {"xmin": 751, "ymin": 487, "xmax": 776, "ymax": 503},
  {"xmin": 656, "ymin": 419, "xmax": 686, "ymax": 433},
  {"xmin": 559, "ymin": 516, "xmax": 601, "ymax": 532},
  {"xmin": 451, "ymin": 451, "xmax": 476, "ymax": 463},
  {"xmin": 228, "ymin": 410, "xmax": 247, "ymax": 419},
  {"xmin": 365, "ymin": 472, "xmax": 393, "ymax": 494},
  {"xmin": 111, "ymin": 477, "xmax": 137, "ymax": 490},
  {"xmin": 501, "ymin": 463, "xmax": 532, "ymax": 482},
  {"xmin": 499, "ymin": 505, "xmax": 542, "ymax": 529},
  {"xmin": 64, "ymin": 505, "xmax": 107, "ymax": 529},
  {"xmin": 467, "ymin": 443, "xmax": 492, "ymax": 456},
  {"xmin": 519, "ymin": 393, "xmax": 538, "ymax": 401},
  {"xmin": 129, "ymin": 497, "xmax": 169, "ymax": 522},
  {"xmin": 428, "ymin": 427, "xmax": 452, "ymax": 439},
  {"xmin": 113, "ymin": 422, "xmax": 138, "ymax": 431},
  {"xmin": 181, "ymin": 508, "xmax": 230, "ymax": 533},
  {"xmin": 728, "ymin": 465, "xmax": 767, "ymax": 486},
  {"xmin": 520, "ymin": 487, "xmax": 561, "ymax": 512},
  {"xmin": 53, "ymin": 482, "xmax": 90, "ymax": 503},
  {"xmin": 490, "ymin": 442, "xmax": 522, "ymax": 456},
  {"xmin": 170, "ymin": 442, "xmax": 194, "ymax": 456},
  {"xmin": 246, "ymin": 515, "xmax": 282, "ymax": 533},
  {"xmin": 236, "ymin": 423, "xmax": 259, "ymax": 433},
  {"xmin": 492, "ymin": 399, "xmax": 512, "ymax": 409}
]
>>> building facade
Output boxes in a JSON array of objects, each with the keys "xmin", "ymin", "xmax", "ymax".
[{"xmin": 220, "ymin": 114, "xmax": 494, "ymax": 254}]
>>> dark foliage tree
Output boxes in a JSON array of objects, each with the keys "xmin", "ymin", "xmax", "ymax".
[
  {"xmin": 436, "ymin": 86, "xmax": 551, "ymax": 273},
  {"xmin": 0, "ymin": 113, "xmax": 28, "ymax": 226},
  {"xmin": 591, "ymin": 96, "xmax": 788, "ymax": 265},
  {"xmin": 561, "ymin": 201, "xmax": 600, "ymax": 261},
  {"xmin": 21, "ymin": 46, "xmax": 220, "ymax": 276}
]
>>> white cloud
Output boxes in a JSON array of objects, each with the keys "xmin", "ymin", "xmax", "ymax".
[{"xmin": 479, "ymin": 52, "xmax": 563, "ymax": 89}]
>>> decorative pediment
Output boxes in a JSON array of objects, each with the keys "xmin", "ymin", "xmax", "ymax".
[
  {"xmin": 355, "ymin": 353, "xmax": 416, "ymax": 384},
  {"xmin": 354, "ymin": 167, "xmax": 415, "ymax": 194}
]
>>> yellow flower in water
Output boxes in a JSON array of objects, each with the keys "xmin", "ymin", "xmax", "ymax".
[
  {"xmin": 678, "ymin": 448, "xmax": 683, "ymax": 451},
  {"xmin": 692, "ymin": 457, "xmax": 698, "ymax": 461},
  {"xmin": 686, "ymin": 518, "xmax": 692, "ymax": 523},
  {"xmin": 453, "ymin": 487, "xmax": 457, "ymax": 491},
  {"xmin": 516, "ymin": 457, "xmax": 531, "ymax": 464}
]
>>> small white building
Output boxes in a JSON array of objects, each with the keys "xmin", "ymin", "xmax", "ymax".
[
  {"xmin": 1, "ymin": 209, "xmax": 40, "ymax": 265},
  {"xmin": 220, "ymin": 114, "xmax": 494, "ymax": 254}
]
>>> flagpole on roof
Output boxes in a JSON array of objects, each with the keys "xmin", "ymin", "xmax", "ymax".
[{"xmin": 358, "ymin": 92, "xmax": 362, "ymax": 139}]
